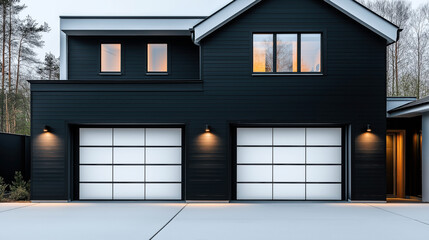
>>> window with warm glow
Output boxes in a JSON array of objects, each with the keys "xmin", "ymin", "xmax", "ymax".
[
  {"xmin": 301, "ymin": 34, "xmax": 321, "ymax": 73},
  {"xmin": 101, "ymin": 44, "xmax": 121, "ymax": 72},
  {"xmin": 147, "ymin": 44, "xmax": 168, "ymax": 72},
  {"xmin": 253, "ymin": 33, "xmax": 321, "ymax": 74},
  {"xmin": 253, "ymin": 34, "xmax": 273, "ymax": 72}
]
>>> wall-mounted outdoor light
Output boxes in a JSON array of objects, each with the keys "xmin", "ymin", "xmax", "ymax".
[
  {"xmin": 205, "ymin": 124, "xmax": 211, "ymax": 133},
  {"xmin": 43, "ymin": 125, "xmax": 52, "ymax": 133},
  {"xmin": 366, "ymin": 124, "xmax": 372, "ymax": 132}
]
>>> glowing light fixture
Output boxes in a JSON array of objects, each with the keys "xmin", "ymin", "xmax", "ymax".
[
  {"xmin": 366, "ymin": 124, "xmax": 372, "ymax": 132},
  {"xmin": 43, "ymin": 125, "xmax": 52, "ymax": 133},
  {"xmin": 205, "ymin": 124, "xmax": 211, "ymax": 133}
]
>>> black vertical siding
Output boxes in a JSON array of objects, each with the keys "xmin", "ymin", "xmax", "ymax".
[{"xmin": 31, "ymin": 0, "xmax": 387, "ymax": 200}]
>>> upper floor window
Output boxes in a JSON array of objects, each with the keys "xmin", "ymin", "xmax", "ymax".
[
  {"xmin": 101, "ymin": 44, "xmax": 121, "ymax": 72},
  {"xmin": 147, "ymin": 43, "xmax": 168, "ymax": 73},
  {"xmin": 253, "ymin": 33, "xmax": 321, "ymax": 74}
]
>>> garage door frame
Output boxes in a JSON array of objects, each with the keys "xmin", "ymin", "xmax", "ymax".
[
  {"xmin": 71, "ymin": 124, "xmax": 186, "ymax": 201},
  {"xmin": 231, "ymin": 124, "xmax": 347, "ymax": 201}
]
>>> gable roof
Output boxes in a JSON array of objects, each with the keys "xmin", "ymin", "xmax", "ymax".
[{"xmin": 192, "ymin": 0, "xmax": 400, "ymax": 45}]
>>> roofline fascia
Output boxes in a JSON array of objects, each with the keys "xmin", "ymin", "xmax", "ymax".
[{"xmin": 60, "ymin": 16, "xmax": 207, "ymax": 19}]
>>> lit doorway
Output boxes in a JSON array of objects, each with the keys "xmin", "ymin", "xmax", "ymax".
[{"xmin": 386, "ymin": 131, "xmax": 406, "ymax": 200}]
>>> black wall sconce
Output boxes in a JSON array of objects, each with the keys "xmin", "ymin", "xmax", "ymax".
[
  {"xmin": 366, "ymin": 124, "xmax": 372, "ymax": 132},
  {"xmin": 205, "ymin": 124, "xmax": 211, "ymax": 133},
  {"xmin": 43, "ymin": 125, "xmax": 52, "ymax": 133}
]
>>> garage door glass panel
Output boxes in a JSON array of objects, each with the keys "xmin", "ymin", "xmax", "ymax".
[
  {"xmin": 237, "ymin": 128, "xmax": 272, "ymax": 145},
  {"xmin": 80, "ymin": 183, "xmax": 112, "ymax": 200},
  {"xmin": 146, "ymin": 128, "xmax": 181, "ymax": 146},
  {"xmin": 113, "ymin": 128, "xmax": 145, "ymax": 146},
  {"xmin": 306, "ymin": 128, "xmax": 341, "ymax": 146},
  {"xmin": 80, "ymin": 166, "xmax": 112, "ymax": 182},
  {"xmin": 306, "ymin": 166, "xmax": 342, "ymax": 182},
  {"xmin": 80, "ymin": 147, "xmax": 112, "ymax": 164},
  {"xmin": 306, "ymin": 147, "xmax": 341, "ymax": 164},
  {"xmin": 113, "ymin": 184, "xmax": 145, "ymax": 200},
  {"xmin": 113, "ymin": 166, "xmax": 145, "ymax": 182},
  {"xmin": 146, "ymin": 166, "xmax": 181, "ymax": 182},
  {"xmin": 146, "ymin": 147, "xmax": 181, "ymax": 164},
  {"xmin": 237, "ymin": 147, "xmax": 272, "ymax": 164},
  {"xmin": 273, "ymin": 184, "xmax": 306, "ymax": 200},
  {"xmin": 273, "ymin": 166, "xmax": 305, "ymax": 182},
  {"xmin": 273, "ymin": 147, "xmax": 305, "ymax": 164},
  {"xmin": 237, "ymin": 184, "xmax": 272, "ymax": 200},
  {"xmin": 237, "ymin": 165, "xmax": 272, "ymax": 182},
  {"xmin": 306, "ymin": 184, "xmax": 342, "ymax": 200},
  {"xmin": 80, "ymin": 128, "xmax": 112, "ymax": 146},
  {"xmin": 146, "ymin": 183, "xmax": 181, "ymax": 200},
  {"xmin": 113, "ymin": 148, "xmax": 144, "ymax": 164},
  {"xmin": 273, "ymin": 128, "xmax": 305, "ymax": 145}
]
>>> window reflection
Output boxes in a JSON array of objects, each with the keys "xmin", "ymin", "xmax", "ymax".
[
  {"xmin": 101, "ymin": 44, "xmax": 121, "ymax": 72},
  {"xmin": 301, "ymin": 34, "xmax": 321, "ymax": 73},
  {"xmin": 277, "ymin": 34, "xmax": 298, "ymax": 72},
  {"xmin": 253, "ymin": 34, "xmax": 273, "ymax": 72},
  {"xmin": 148, "ymin": 44, "xmax": 168, "ymax": 72}
]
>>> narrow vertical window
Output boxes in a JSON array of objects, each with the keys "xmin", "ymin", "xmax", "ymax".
[
  {"xmin": 147, "ymin": 44, "xmax": 168, "ymax": 73},
  {"xmin": 301, "ymin": 34, "xmax": 321, "ymax": 73},
  {"xmin": 101, "ymin": 44, "xmax": 121, "ymax": 72},
  {"xmin": 277, "ymin": 34, "xmax": 298, "ymax": 72},
  {"xmin": 253, "ymin": 34, "xmax": 273, "ymax": 72}
]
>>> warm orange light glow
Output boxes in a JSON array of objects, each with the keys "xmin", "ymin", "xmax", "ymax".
[
  {"xmin": 147, "ymin": 44, "xmax": 168, "ymax": 72},
  {"xmin": 195, "ymin": 132, "xmax": 220, "ymax": 153},
  {"xmin": 253, "ymin": 34, "xmax": 273, "ymax": 72},
  {"xmin": 276, "ymin": 34, "xmax": 298, "ymax": 72},
  {"xmin": 101, "ymin": 44, "xmax": 121, "ymax": 72}
]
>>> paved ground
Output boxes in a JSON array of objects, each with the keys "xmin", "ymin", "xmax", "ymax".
[{"xmin": 0, "ymin": 202, "xmax": 428, "ymax": 240}]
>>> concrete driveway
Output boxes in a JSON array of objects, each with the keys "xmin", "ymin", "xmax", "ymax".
[{"xmin": 0, "ymin": 202, "xmax": 428, "ymax": 240}]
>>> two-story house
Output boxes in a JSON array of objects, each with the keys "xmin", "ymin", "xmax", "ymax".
[{"xmin": 29, "ymin": 0, "xmax": 404, "ymax": 202}]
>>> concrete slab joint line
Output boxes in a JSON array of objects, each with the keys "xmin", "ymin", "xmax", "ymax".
[
  {"xmin": 0, "ymin": 203, "xmax": 39, "ymax": 214},
  {"xmin": 367, "ymin": 204, "xmax": 429, "ymax": 226},
  {"xmin": 150, "ymin": 203, "xmax": 188, "ymax": 240}
]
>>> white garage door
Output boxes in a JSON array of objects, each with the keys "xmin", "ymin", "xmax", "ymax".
[
  {"xmin": 78, "ymin": 128, "xmax": 182, "ymax": 200},
  {"xmin": 236, "ymin": 128, "xmax": 343, "ymax": 200}
]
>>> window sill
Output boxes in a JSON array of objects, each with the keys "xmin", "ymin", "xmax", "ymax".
[
  {"xmin": 99, "ymin": 72, "xmax": 122, "ymax": 76},
  {"xmin": 252, "ymin": 73, "xmax": 324, "ymax": 76},
  {"xmin": 146, "ymin": 72, "xmax": 169, "ymax": 76}
]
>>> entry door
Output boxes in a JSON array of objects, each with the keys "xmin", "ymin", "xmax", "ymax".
[
  {"xmin": 236, "ymin": 128, "xmax": 343, "ymax": 200},
  {"xmin": 78, "ymin": 128, "xmax": 182, "ymax": 200}
]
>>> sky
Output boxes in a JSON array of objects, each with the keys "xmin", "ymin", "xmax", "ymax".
[{"xmin": 18, "ymin": 0, "xmax": 429, "ymax": 60}]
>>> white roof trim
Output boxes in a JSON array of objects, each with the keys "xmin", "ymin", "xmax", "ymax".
[
  {"xmin": 324, "ymin": 0, "xmax": 399, "ymax": 44},
  {"xmin": 193, "ymin": 0, "xmax": 261, "ymax": 43},
  {"xmin": 61, "ymin": 18, "xmax": 204, "ymax": 36},
  {"xmin": 388, "ymin": 104, "xmax": 429, "ymax": 118}
]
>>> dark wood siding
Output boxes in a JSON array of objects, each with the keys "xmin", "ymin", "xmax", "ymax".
[
  {"xmin": 31, "ymin": 0, "xmax": 387, "ymax": 200},
  {"xmin": 68, "ymin": 36, "xmax": 200, "ymax": 80}
]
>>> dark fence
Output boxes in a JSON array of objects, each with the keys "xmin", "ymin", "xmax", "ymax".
[{"xmin": 0, "ymin": 133, "xmax": 30, "ymax": 182}]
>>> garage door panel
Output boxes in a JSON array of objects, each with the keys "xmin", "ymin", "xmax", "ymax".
[
  {"xmin": 80, "ymin": 166, "xmax": 112, "ymax": 182},
  {"xmin": 306, "ymin": 166, "xmax": 342, "ymax": 183},
  {"xmin": 146, "ymin": 147, "xmax": 181, "ymax": 164},
  {"xmin": 80, "ymin": 128, "xmax": 112, "ymax": 146},
  {"xmin": 237, "ymin": 184, "xmax": 272, "ymax": 200},
  {"xmin": 273, "ymin": 184, "xmax": 306, "ymax": 200},
  {"xmin": 273, "ymin": 166, "xmax": 305, "ymax": 182},
  {"xmin": 113, "ymin": 148, "xmax": 145, "ymax": 164},
  {"xmin": 273, "ymin": 147, "xmax": 305, "ymax": 164},
  {"xmin": 237, "ymin": 147, "xmax": 272, "ymax": 164},
  {"xmin": 80, "ymin": 147, "xmax": 112, "ymax": 164},
  {"xmin": 306, "ymin": 147, "xmax": 342, "ymax": 164},
  {"xmin": 237, "ymin": 128, "xmax": 272, "ymax": 145},
  {"xmin": 113, "ymin": 166, "xmax": 145, "ymax": 182},
  {"xmin": 306, "ymin": 128, "xmax": 341, "ymax": 146},
  {"xmin": 113, "ymin": 128, "xmax": 145, "ymax": 146},
  {"xmin": 146, "ymin": 184, "xmax": 181, "ymax": 200},
  {"xmin": 237, "ymin": 165, "xmax": 272, "ymax": 182},
  {"xmin": 80, "ymin": 183, "xmax": 112, "ymax": 200},
  {"xmin": 113, "ymin": 184, "xmax": 145, "ymax": 200},
  {"xmin": 306, "ymin": 184, "xmax": 342, "ymax": 200},
  {"xmin": 146, "ymin": 166, "xmax": 181, "ymax": 182},
  {"xmin": 146, "ymin": 129, "xmax": 182, "ymax": 146},
  {"xmin": 273, "ymin": 128, "xmax": 305, "ymax": 145}
]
